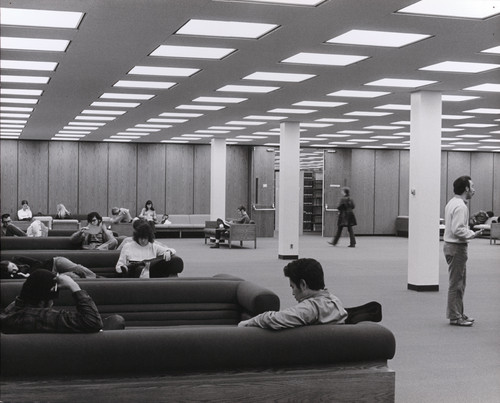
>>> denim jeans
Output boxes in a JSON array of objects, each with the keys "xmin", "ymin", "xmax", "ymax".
[{"xmin": 443, "ymin": 242, "xmax": 468, "ymax": 320}]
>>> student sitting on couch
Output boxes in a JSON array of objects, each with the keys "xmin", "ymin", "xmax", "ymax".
[
  {"xmin": 70, "ymin": 212, "xmax": 118, "ymax": 250},
  {"xmin": 238, "ymin": 258, "xmax": 347, "ymax": 329}
]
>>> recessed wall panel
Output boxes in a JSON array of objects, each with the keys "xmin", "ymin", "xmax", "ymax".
[
  {"xmin": 374, "ymin": 150, "xmax": 399, "ymax": 234},
  {"xmin": 78, "ymin": 143, "xmax": 108, "ymax": 215},
  {"xmin": 226, "ymin": 146, "xmax": 249, "ymax": 218},
  {"xmin": 48, "ymin": 141, "xmax": 79, "ymax": 216},
  {"xmin": 108, "ymin": 143, "xmax": 137, "ymax": 217},
  {"xmin": 193, "ymin": 145, "xmax": 210, "ymax": 214},
  {"xmin": 137, "ymin": 144, "xmax": 166, "ymax": 215},
  {"xmin": 351, "ymin": 149, "xmax": 375, "ymax": 234},
  {"xmin": 0, "ymin": 140, "xmax": 18, "ymax": 216},
  {"xmin": 399, "ymin": 150, "xmax": 409, "ymax": 216},
  {"xmin": 18, "ymin": 141, "xmax": 49, "ymax": 215},
  {"xmin": 166, "ymin": 145, "xmax": 194, "ymax": 214}
]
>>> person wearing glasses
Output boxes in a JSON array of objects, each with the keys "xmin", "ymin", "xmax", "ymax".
[
  {"xmin": 70, "ymin": 212, "xmax": 118, "ymax": 250},
  {"xmin": 1, "ymin": 213, "xmax": 27, "ymax": 237}
]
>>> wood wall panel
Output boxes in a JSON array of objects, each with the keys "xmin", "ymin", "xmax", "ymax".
[
  {"xmin": 440, "ymin": 152, "xmax": 448, "ymax": 217},
  {"xmin": 251, "ymin": 147, "xmax": 275, "ymax": 237},
  {"xmin": 226, "ymin": 146, "xmax": 250, "ymax": 218},
  {"xmin": 108, "ymin": 143, "xmax": 137, "ymax": 216},
  {"xmin": 166, "ymin": 145, "xmax": 194, "ymax": 214},
  {"xmin": 137, "ymin": 144, "xmax": 166, "ymax": 214},
  {"xmin": 374, "ymin": 150, "xmax": 400, "ymax": 234},
  {"xmin": 470, "ymin": 153, "xmax": 494, "ymax": 214},
  {"xmin": 193, "ymin": 145, "xmax": 210, "ymax": 214},
  {"xmin": 398, "ymin": 150, "xmax": 409, "ymax": 216},
  {"xmin": 351, "ymin": 150, "xmax": 375, "ymax": 234},
  {"xmin": 493, "ymin": 154, "xmax": 500, "ymax": 213},
  {"xmin": 48, "ymin": 142, "xmax": 79, "ymax": 215},
  {"xmin": 0, "ymin": 140, "xmax": 18, "ymax": 216},
  {"xmin": 446, "ymin": 152, "xmax": 471, "ymax": 204},
  {"xmin": 78, "ymin": 143, "xmax": 109, "ymax": 215},
  {"xmin": 18, "ymin": 141, "xmax": 49, "ymax": 215}
]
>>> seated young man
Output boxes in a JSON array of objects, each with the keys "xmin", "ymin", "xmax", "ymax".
[
  {"xmin": 210, "ymin": 205, "xmax": 250, "ymax": 248},
  {"xmin": 70, "ymin": 212, "xmax": 118, "ymax": 250},
  {"xmin": 0, "ymin": 269, "xmax": 124, "ymax": 333},
  {"xmin": 238, "ymin": 258, "xmax": 347, "ymax": 329},
  {"xmin": 1, "ymin": 213, "xmax": 27, "ymax": 237}
]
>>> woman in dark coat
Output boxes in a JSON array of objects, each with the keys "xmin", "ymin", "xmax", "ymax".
[{"xmin": 329, "ymin": 187, "xmax": 357, "ymax": 247}]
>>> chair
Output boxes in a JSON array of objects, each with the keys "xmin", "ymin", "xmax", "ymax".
[
  {"xmin": 490, "ymin": 222, "xmax": 500, "ymax": 245},
  {"xmin": 204, "ymin": 221, "xmax": 257, "ymax": 248}
]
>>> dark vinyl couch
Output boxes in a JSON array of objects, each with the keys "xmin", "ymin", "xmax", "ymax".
[
  {"xmin": 0, "ymin": 235, "xmax": 125, "ymax": 250},
  {"xmin": 0, "ymin": 276, "xmax": 396, "ymax": 401}
]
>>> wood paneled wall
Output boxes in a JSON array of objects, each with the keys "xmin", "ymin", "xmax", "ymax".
[
  {"xmin": 0, "ymin": 140, "xmax": 234, "ymax": 217},
  {"xmin": 323, "ymin": 149, "xmax": 499, "ymax": 235}
]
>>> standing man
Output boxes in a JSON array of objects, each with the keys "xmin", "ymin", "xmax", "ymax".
[{"xmin": 443, "ymin": 176, "xmax": 483, "ymax": 327}]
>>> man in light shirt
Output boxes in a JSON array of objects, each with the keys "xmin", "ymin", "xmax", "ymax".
[
  {"xmin": 443, "ymin": 176, "xmax": 483, "ymax": 327},
  {"xmin": 238, "ymin": 258, "xmax": 347, "ymax": 329}
]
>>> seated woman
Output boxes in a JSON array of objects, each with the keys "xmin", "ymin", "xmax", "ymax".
[
  {"xmin": 54, "ymin": 203, "xmax": 72, "ymax": 219},
  {"xmin": 17, "ymin": 200, "xmax": 32, "ymax": 221},
  {"xmin": 70, "ymin": 212, "xmax": 118, "ymax": 250},
  {"xmin": 138, "ymin": 200, "xmax": 158, "ymax": 223},
  {"xmin": 115, "ymin": 221, "xmax": 183, "ymax": 278},
  {"xmin": 1, "ymin": 256, "xmax": 97, "ymax": 280}
]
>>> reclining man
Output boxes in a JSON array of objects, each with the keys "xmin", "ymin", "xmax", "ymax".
[
  {"xmin": 210, "ymin": 205, "xmax": 250, "ymax": 249},
  {"xmin": 1, "ymin": 213, "xmax": 27, "ymax": 237},
  {"xmin": 238, "ymin": 258, "xmax": 347, "ymax": 329},
  {"xmin": 1, "ymin": 269, "xmax": 124, "ymax": 333}
]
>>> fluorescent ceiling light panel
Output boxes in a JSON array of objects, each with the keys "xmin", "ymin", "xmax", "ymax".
[
  {"xmin": 455, "ymin": 123, "xmax": 497, "ymax": 128},
  {"xmin": 457, "ymin": 134, "xmax": 491, "ymax": 138},
  {"xmin": 63, "ymin": 126, "xmax": 98, "ymax": 131},
  {"xmin": 293, "ymin": 101, "xmax": 346, "ymax": 107},
  {"xmin": 464, "ymin": 83, "xmax": 500, "ymax": 92},
  {"xmin": 0, "ymin": 113, "xmax": 30, "ymax": 118},
  {"xmin": 268, "ymin": 108, "xmax": 316, "ymax": 114},
  {"xmin": 136, "ymin": 124, "xmax": 172, "ymax": 128},
  {"xmin": 1, "ymin": 37, "xmax": 69, "ymax": 52},
  {"xmin": 196, "ymin": 130, "xmax": 229, "ymax": 134},
  {"xmin": 365, "ymin": 126, "xmax": 403, "ymax": 130},
  {"xmin": 0, "ymin": 97, "xmax": 38, "ymax": 104},
  {"xmin": 210, "ymin": 126, "xmax": 245, "ymax": 130},
  {"xmin": 116, "ymin": 132, "xmax": 149, "ymax": 136},
  {"xmin": 0, "ymin": 60, "xmax": 57, "ymax": 71},
  {"xmin": 442, "ymin": 115, "xmax": 473, "ymax": 120},
  {"xmin": 221, "ymin": 0, "xmax": 325, "ymax": 5},
  {"xmin": 245, "ymin": 115, "xmax": 286, "ymax": 120},
  {"xmin": 160, "ymin": 113, "xmax": 203, "ymax": 118},
  {"xmin": 366, "ymin": 78, "xmax": 437, "ymax": 88},
  {"xmin": 128, "ymin": 66, "xmax": 199, "ymax": 77},
  {"xmin": 82, "ymin": 109, "xmax": 126, "ymax": 115},
  {"xmin": 148, "ymin": 118, "xmax": 187, "ymax": 123},
  {"xmin": 150, "ymin": 45, "xmax": 236, "ymax": 59},
  {"xmin": 316, "ymin": 118, "xmax": 357, "ymax": 123},
  {"xmin": 442, "ymin": 95, "xmax": 479, "ymax": 102},
  {"xmin": 58, "ymin": 130, "xmax": 90, "ymax": 134},
  {"xmin": 104, "ymin": 139, "xmax": 131, "ymax": 142},
  {"xmin": 111, "ymin": 135, "xmax": 140, "ymax": 139},
  {"xmin": 226, "ymin": 121, "xmax": 265, "ymax": 126},
  {"xmin": 0, "ymin": 106, "xmax": 33, "ymax": 112},
  {"xmin": 176, "ymin": 19, "xmax": 278, "ymax": 39},
  {"xmin": 300, "ymin": 123, "xmax": 332, "ymax": 128},
  {"xmin": 481, "ymin": 45, "xmax": 500, "ymax": 54},
  {"xmin": 318, "ymin": 134, "xmax": 350, "ymax": 138},
  {"xmin": 282, "ymin": 52, "xmax": 368, "ymax": 66},
  {"xmin": 345, "ymin": 111, "xmax": 392, "ymax": 117},
  {"xmin": 375, "ymin": 104, "xmax": 410, "ymax": 110},
  {"xmin": 114, "ymin": 80, "xmax": 176, "ymax": 89},
  {"xmin": 176, "ymin": 104, "xmax": 225, "ymax": 111},
  {"xmin": 397, "ymin": 0, "xmax": 500, "ymax": 19},
  {"xmin": 52, "ymin": 137, "xmax": 80, "ymax": 141},
  {"xmin": 243, "ymin": 72, "xmax": 315, "ymax": 82},
  {"xmin": 463, "ymin": 108, "xmax": 500, "ymax": 114},
  {"xmin": 126, "ymin": 128, "xmax": 159, "ymax": 132},
  {"xmin": 75, "ymin": 116, "xmax": 116, "ymax": 121},
  {"xmin": 1, "ymin": 75, "xmax": 49, "ymax": 84},
  {"xmin": 327, "ymin": 29, "xmax": 430, "ymax": 47},
  {"xmin": 340, "ymin": 130, "xmax": 373, "ymax": 134},
  {"xmin": 91, "ymin": 102, "xmax": 140, "ymax": 108},
  {"xmin": 0, "ymin": 8, "xmax": 84, "ymax": 29},
  {"xmin": 194, "ymin": 97, "xmax": 246, "ymax": 103},
  {"xmin": 217, "ymin": 85, "xmax": 279, "ymax": 93},
  {"xmin": 327, "ymin": 90, "xmax": 389, "ymax": 98},
  {"xmin": 100, "ymin": 93, "xmax": 154, "ymax": 100},
  {"xmin": 0, "ymin": 119, "xmax": 27, "ymax": 124},
  {"xmin": 420, "ymin": 61, "xmax": 500, "ymax": 73},
  {"xmin": 69, "ymin": 122, "xmax": 106, "ymax": 126},
  {"xmin": 0, "ymin": 89, "xmax": 42, "ymax": 96},
  {"xmin": 161, "ymin": 140, "xmax": 189, "ymax": 144},
  {"xmin": 183, "ymin": 134, "xmax": 213, "ymax": 138}
]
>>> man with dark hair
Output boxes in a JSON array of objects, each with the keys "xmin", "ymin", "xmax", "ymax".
[
  {"xmin": 0, "ymin": 270, "xmax": 114, "ymax": 333},
  {"xmin": 1, "ymin": 213, "xmax": 27, "ymax": 237},
  {"xmin": 210, "ymin": 205, "xmax": 251, "ymax": 248},
  {"xmin": 110, "ymin": 207, "xmax": 133, "ymax": 224},
  {"xmin": 444, "ymin": 175, "xmax": 483, "ymax": 327},
  {"xmin": 238, "ymin": 258, "xmax": 347, "ymax": 329}
]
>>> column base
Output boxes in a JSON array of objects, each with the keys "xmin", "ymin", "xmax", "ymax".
[
  {"xmin": 407, "ymin": 284, "xmax": 439, "ymax": 292},
  {"xmin": 278, "ymin": 255, "xmax": 299, "ymax": 260}
]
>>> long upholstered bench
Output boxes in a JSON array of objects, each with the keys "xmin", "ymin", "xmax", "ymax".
[
  {"xmin": 154, "ymin": 214, "xmax": 210, "ymax": 238},
  {"xmin": 0, "ymin": 235, "xmax": 125, "ymax": 250},
  {"xmin": 0, "ymin": 276, "xmax": 396, "ymax": 401}
]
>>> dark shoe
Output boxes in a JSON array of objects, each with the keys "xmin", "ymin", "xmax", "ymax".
[
  {"xmin": 450, "ymin": 318, "xmax": 473, "ymax": 326},
  {"xmin": 328, "ymin": 241, "xmax": 336, "ymax": 246},
  {"xmin": 348, "ymin": 244, "xmax": 356, "ymax": 248},
  {"xmin": 210, "ymin": 243, "xmax": 220, "ymax": 249},
  {"xmin": 462, "ymin": 315, "xmax": 475, "ymax": 322}
]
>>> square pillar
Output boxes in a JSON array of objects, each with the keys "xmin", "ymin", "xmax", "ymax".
[
  {"xmin": 278, "ymin": 122, "xmax": 300, "ymax": 259},
  {"xmin": 408, "ymin": 91, "xmax": 442, "ymax": 291},
  {"xmin": 210, "ymin": 138, "xmax": 226, "ymax": 220}
]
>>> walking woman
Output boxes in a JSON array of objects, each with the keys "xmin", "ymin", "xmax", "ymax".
[{"xmin": 329, "ymin": 187, "xmax": 357, "ymax": 247}]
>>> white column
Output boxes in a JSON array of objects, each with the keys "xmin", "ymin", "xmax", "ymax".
[
  {"xmin": 408, "ymin": 91, "xmax": 442, "ymax": 291},
  {"xmin": 210, "ymin": 138, "xmax": 226, "ymax": 220},
  {"xmin": 278, "ymin": 122, "xmax": 300, "ymax": 259}
]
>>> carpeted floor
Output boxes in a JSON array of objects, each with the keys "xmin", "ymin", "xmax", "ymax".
[
  {"xmin": 2, "ymin": 234, "xmax": 499, "ymax": 402},
  {"xmin": 161, "ymin": 234, "xmax": 500, "ymax": 403}
]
